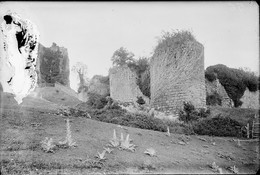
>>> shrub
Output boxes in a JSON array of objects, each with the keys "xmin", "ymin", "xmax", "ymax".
[
  {"xmin": 179, "ymin": 102, "xmax": 198, "ymax": 122},
  {"xmin": 78, "ymin": 85, "xmax": 88, "ymax": 93},
  {"xmin": 165, "ymin": 120, "xmax": 195, "ymax": 135},
  {"xmin": 154, "ymin": 30, "xmax": 196, "ymax": 55},
  {"xmin": 198, "ymin": 108, "xmax": 211, "ymax": 118},
  {"xmin": 136, "ymin": 96, "xmax": 145, "ymax": 105},
  {"xmin": 87, "ymin": 93, "xmax": 108, "ymax": 109},
  {"xmin": 205, "ymin": 71, "xmax": 217, "ymax": 82},
  {"xmin": 111, "ymin": 47, "xmax": 135, "ymax": 66},
  {"xmin": 103, "ymin": 112, "xmax": 166, "ymax": 132},
  {"xmin": 206, "ymin": 92, "xmax": 222, "ymax": 106},
  {"xmin": 72, "ymin": 107, "xmax": 168, "ymax": 132},
  {"xmin": 179, "ymin": 102, "xmax": 210, "ymax": 123},
  {"xmin": 98, "ymin": 76, "xmax": 109, "ymax": 85},
  {"xmin": 193, "ymin": 114, "xmax": 243, "ymax": 137}
]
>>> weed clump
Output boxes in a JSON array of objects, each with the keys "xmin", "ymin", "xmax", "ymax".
[
  {"xmin": 58, "ymin": 119, "xmax": 77, "ymax": 148},
  {"xmin": 154, "ymin": 30, "xmax": 196, "ymax": 56},
  {"xmin": 206, "ymin": 92, "xmax": 222, "ymax": 106},
  {"xmin": 40, "ymin": 137, "xmax": 56, "ymax": 153}
]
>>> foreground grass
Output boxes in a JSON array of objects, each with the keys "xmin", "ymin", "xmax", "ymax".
[{"xmin": 0, "ymin": 93, "xmax": 259, "ymax": 174}]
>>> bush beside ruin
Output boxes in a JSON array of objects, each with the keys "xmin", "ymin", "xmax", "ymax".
[
  {"xmin": 86, "ymin": 93, "xmax": 108, "ymax": 109},
  {"xmin": 205, "ymin": 64, "xmax": 259, "ymax": 107},
  {"xmin": 193, "ymin": 114, "xmax": 243, "ymax": 137},
  {"xmin": 178, "ymin": 102, "xmax": 210, "ymax": 123},
  {"xmin": 206, "ymin": 92, "xmax": 222, "ymax": 106}
]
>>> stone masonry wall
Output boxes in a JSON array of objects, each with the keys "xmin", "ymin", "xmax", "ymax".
[
  {"xmin": 88, "ymin": 75, "xmax": 110, "ymax": 96},
  {"xmin": 205, "ymin": 78, "xmax": 233, "ymax": 107},
  {"xmin": 150, "ymin": 41, "xmax": 206, "ymax": 114},
  {"xmin": 240, "ymin": 88, "xmax": 259, "ymax": 109},
  {"xmin": 109, "ymin": 65, "xmax": 149, "ymax": 104}
]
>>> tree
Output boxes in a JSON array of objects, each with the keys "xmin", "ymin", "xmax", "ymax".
[
  {"xmin": 111, "ymin": 47, "xmax": 135, "ymax": 66},
  {"xmin": 71, "ymin": 62, "xmax": 89, "ymax": 93}
]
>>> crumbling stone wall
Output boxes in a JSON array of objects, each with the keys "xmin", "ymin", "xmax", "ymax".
[
  {"xmin": 36, "ymin": 43, "xmax": 70, "ymax": 87},
  {"xmin": 240, "ymin": 88, "xmax": 259, "ymax": 109},
  {"xmin": 150, "ymin": 40, "xmax": 206, "ymax": 113},
  {"xmin": 109, "ymin": 65, "xmax": 149, "ymax": 104},
  {"xmin": 88, "ymin": 75, "xmax": 110, "ymax": 96},
  {"xmin": 206, "ymin": 79, "xmax": 233, "ymax": 107}
]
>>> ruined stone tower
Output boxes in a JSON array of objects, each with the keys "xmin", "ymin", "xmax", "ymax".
[
  {"xmin": 36, "ymin": 43, "xmax": 70, "ymax": 87},
  {"xmin": 150, "ymin": 32, "xmax": 206, "ymax": 113}
]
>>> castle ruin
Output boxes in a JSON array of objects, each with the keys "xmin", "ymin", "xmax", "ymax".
[
  {"xmin": 36, "ymin": 43, "xmax": 70, "ymax": 87},
  {"xmin": 150, "ymin": 35, "xmax": 206, "ymax": 113},
  {"xmin": 109, "ymin": 65, "xmax": 149, "ymax": 104}
]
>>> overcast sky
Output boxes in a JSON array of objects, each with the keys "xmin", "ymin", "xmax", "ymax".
[{"xmin": 0, "ymin": 1, "xmax": 259, "ymax": 90}]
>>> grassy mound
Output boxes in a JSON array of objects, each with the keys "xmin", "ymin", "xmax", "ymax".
[{"xmin": 35, "ymin": 86, "xmax": 81, "ymax": 107}]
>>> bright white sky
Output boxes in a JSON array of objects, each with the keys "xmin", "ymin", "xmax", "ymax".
[{"xmin": 0, "ymin": 1, "xmax": 259, "ymax": 90}]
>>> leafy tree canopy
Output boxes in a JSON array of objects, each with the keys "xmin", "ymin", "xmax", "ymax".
[{"xmin": 111, "ymin": 47, "xmax": 135, "ymax": 66}]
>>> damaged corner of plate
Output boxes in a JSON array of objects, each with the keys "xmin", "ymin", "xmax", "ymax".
[{"xmin": 0, "ymin": 11, "xmax": 40, "ymax": 104}]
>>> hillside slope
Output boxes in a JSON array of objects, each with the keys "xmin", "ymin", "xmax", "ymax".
[
  {"xmin": 33, "ymin": 86, "xmax": 81, "ymax": 107},
  {"xmin": 209, "ymin": 106, "xmax": 259, "ymax": 125},
  {"xmin": 0, "ymin": 97, "xmax": 259, "ymax": 174}
]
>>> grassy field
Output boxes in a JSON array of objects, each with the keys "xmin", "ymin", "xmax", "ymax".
[{"xmin": 0, "ymin": 90, "xmax": 259, "ymax": 174}]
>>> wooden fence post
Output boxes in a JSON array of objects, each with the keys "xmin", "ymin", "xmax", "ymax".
[{"xmin": 246, "ymin": 123, "xmax": 249, "ymax": 139}]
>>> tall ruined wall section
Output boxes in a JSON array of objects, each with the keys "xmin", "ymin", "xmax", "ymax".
[
  {"xmin": 109, "ymin": 65, "xmax": 149, "ymax": 104},
  {"xmin": 240, "ymin": 88, "xmax": 259, "ymax": 109},
  {"xmin": 36, "ymin": 43, "xmax": 70, "ymax": 87},
  {"xmin": 150, "ymin": 40, "xmax": 206, "ymax": 113},
  {"xmin": 205, "ymin": 78, "xmax": 233, "ymax": 107}
]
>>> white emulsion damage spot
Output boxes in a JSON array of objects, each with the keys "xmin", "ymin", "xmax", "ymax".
[{"xmin": 0, "ymin": 12, "xmax": 39, "ymax": 104}]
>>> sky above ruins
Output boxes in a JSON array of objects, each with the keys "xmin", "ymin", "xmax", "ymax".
[{"xmin": 0, "ymin": 1, "xmax": 259, "ymax": 91}]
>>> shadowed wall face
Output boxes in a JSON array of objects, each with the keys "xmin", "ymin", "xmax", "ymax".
[
  {"xmin": 150, "ymin": 40, "xmax": 206, "ymax": 113},
  {"xmin": 36, "ymin": 43, "xmax": 70, "ymax": 87}
]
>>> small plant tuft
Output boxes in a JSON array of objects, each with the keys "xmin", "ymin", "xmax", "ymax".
[
  {"xmin": 144, "ymin": 148, "xmax": 157, "ymax": 157},
  {"xmin": 103, "ymin": 147, "xmax": 113, "ymax": 154},
  {"xmin": 95, "ymin": 150, "xmax": 107, "ymax": 161},
  {"xmin": 119, "ymin": 133, "xmax": 137, "ymax": 152},
  {"xmin": 58, "ymin": 119, "xmax": 77, "ymax": 148},
  {"xmin": 41, "ymin": 137, "xmax": 56, "ymax": 153},
  {"xmin": 179, "ymin": 102, "xmax": 210, "ymax": 123},
  {"xmin": 108, "ymin": 129, "xmax": 120, "ymax": 147}
]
